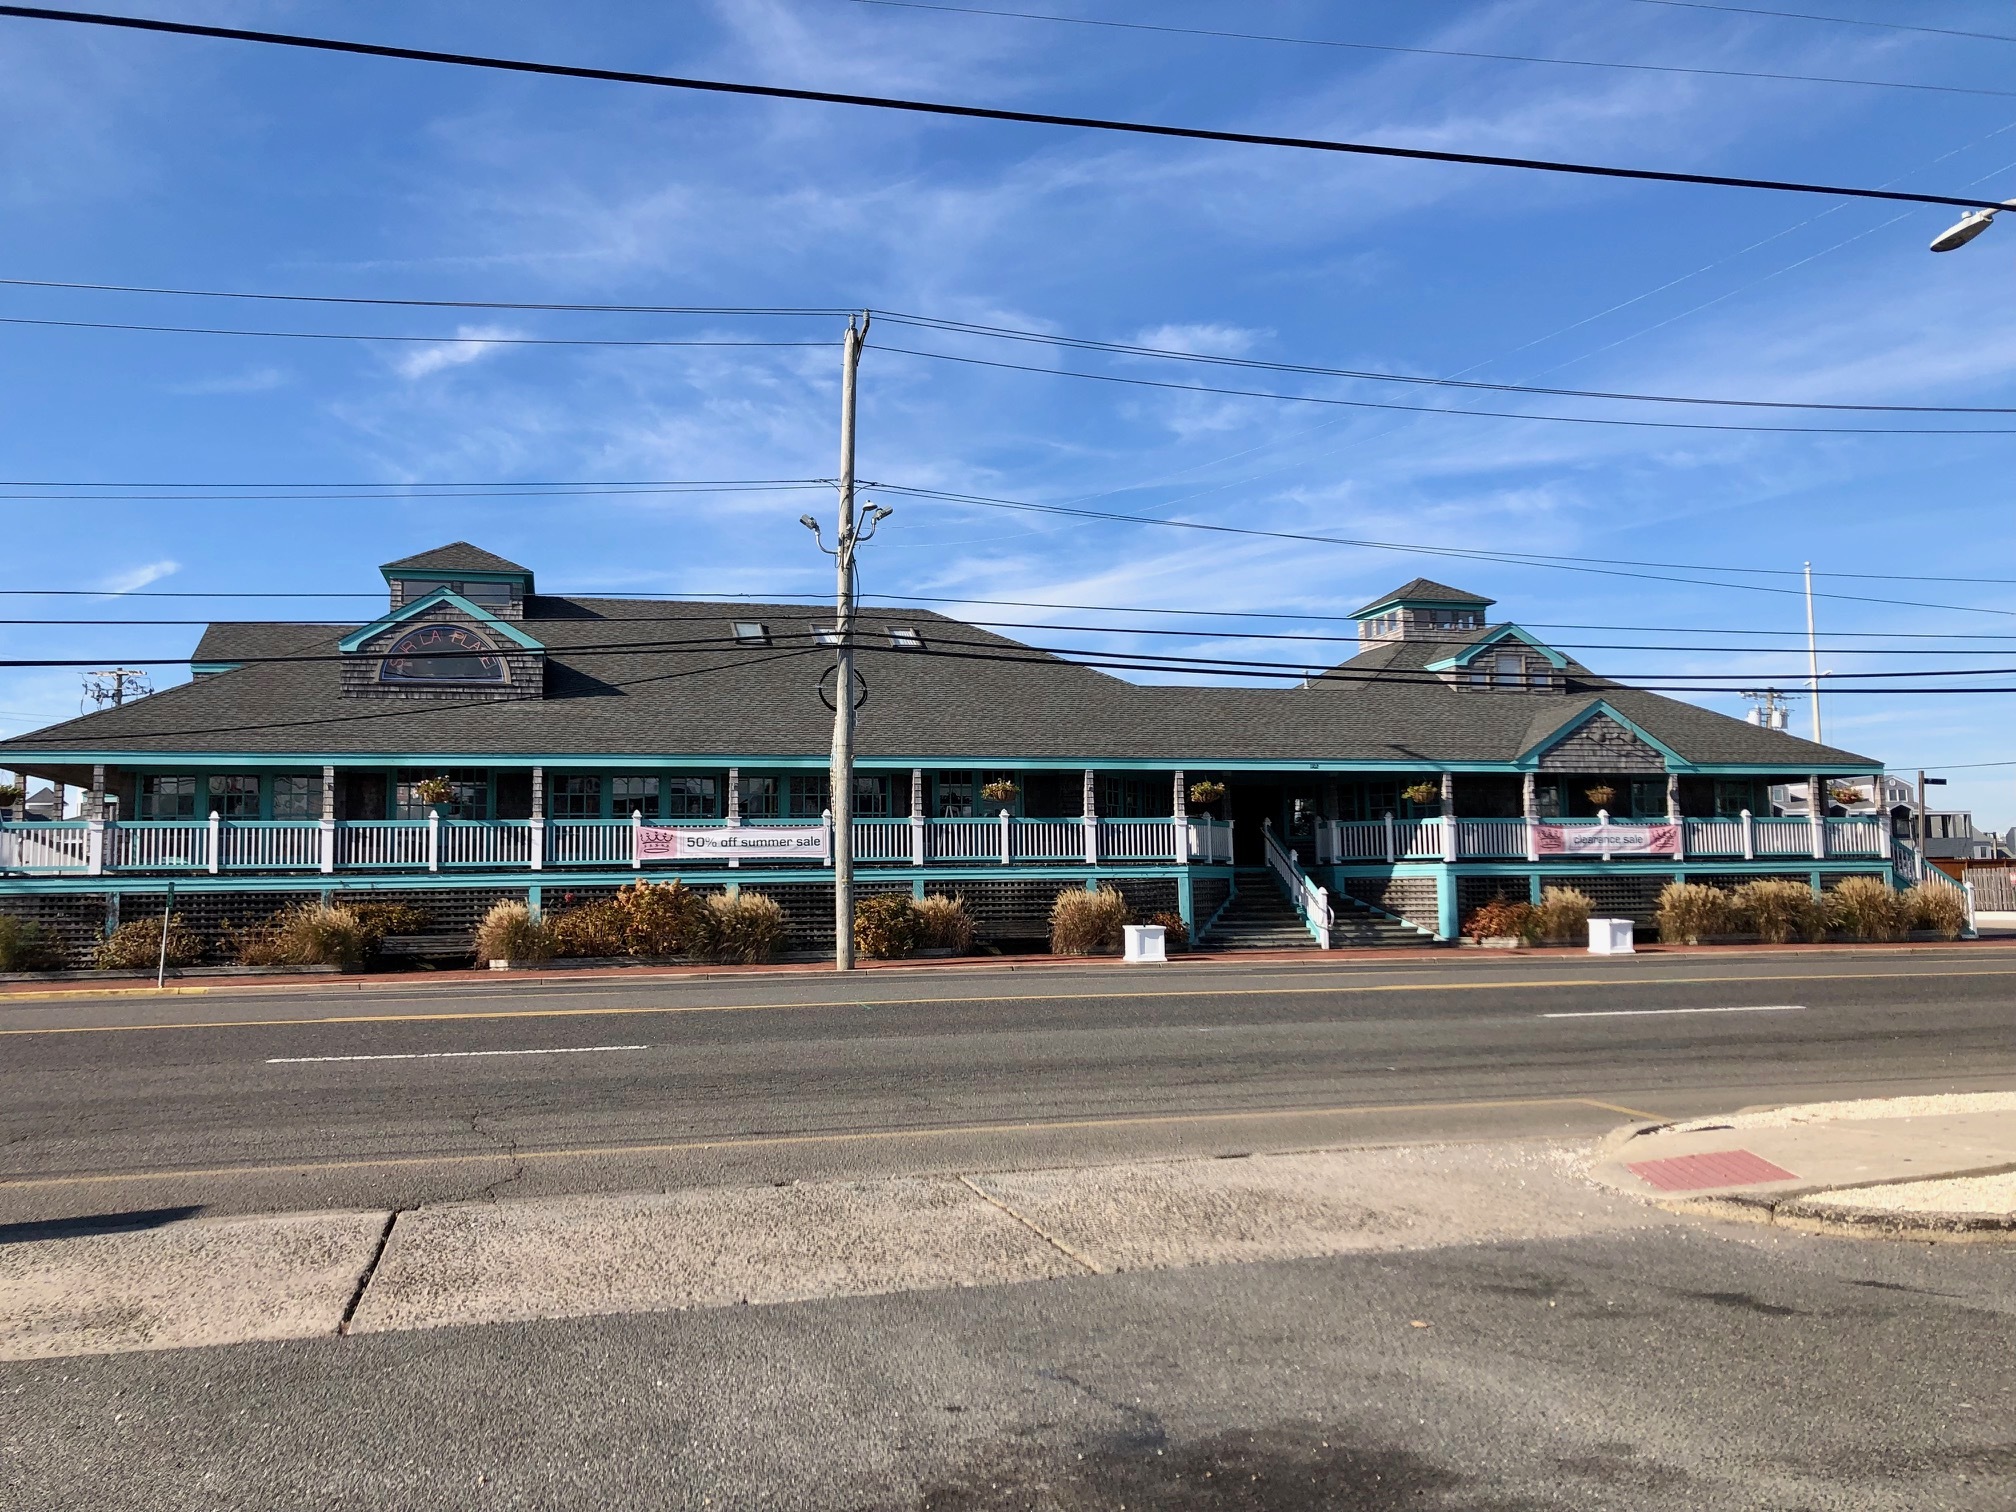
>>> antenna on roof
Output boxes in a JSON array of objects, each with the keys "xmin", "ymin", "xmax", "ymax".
[{"xmin": 81, "ymin": 667, "xmax": 152, "ymax": 713}]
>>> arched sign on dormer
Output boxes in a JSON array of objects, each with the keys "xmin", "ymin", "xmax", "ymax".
[{"xmin": 379, "ymin": 621, "xmax": 509, "ymax": 684}]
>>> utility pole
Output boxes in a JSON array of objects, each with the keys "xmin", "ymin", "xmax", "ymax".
[
  {"xmin": 82, "ymin": 667, "xmax": 151, "ymax": 710},
  {"xmin": 1803, "ymin": 562, "xmax": 1822, "ymax": 745},
  {"xmin": 830, "ymin": 313, "xmax": 868, "ymax": 972}
]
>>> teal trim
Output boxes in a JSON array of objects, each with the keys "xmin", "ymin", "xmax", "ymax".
[
  {"xmin": 337, "ymin": 588, "xmax": 546, "ymax": 653},
  {"xmin": 1176, "ymin": 868, "xmax": 1194, "ymax": 930},
  {"xmin": 1352, "ymin": 589, "xmax": 1490, "ymax": 620},
  {"xmin": 380, "ymin": 566, "xmax": 531, "ymax": 585},
  {"xmin": 189, "ymin": 662, "xmax": 241, "ymax": 677},
  {"xmin": 1422, "ymin": 624, "xmax": 1568, "ymax": 672},
  {"xmin": 1435, "ymin": 871, "xmax": 1458, "ymax": 939},
  {"xmin": 1516, "ymin": 700, "xmax": 1690, "ymax": 770}
]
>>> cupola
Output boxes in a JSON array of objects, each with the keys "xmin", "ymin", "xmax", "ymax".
[
  {"xmin": 379, "ymin": 542, "xmax": 535, "ymax": 620},
  {"xmin": 1350, "ymin": 578, "xmax": 1493, "ymax": 644}
]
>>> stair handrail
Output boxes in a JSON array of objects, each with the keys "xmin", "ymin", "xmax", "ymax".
[{"xmin": 1262, "ymin": 819, "xmax": 1332, "ymax": 949}]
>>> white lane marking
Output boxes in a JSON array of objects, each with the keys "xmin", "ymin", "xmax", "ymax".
[
  {"xmin": 267, "ymin": 1044, "xmax": 650, "ymax": 1064},
  {"xmin": 1541, "ymin": 1005, "xmax": 1805, "ymax": 1020}
]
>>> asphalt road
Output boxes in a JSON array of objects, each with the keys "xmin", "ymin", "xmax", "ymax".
[
  {"xmin": 4, "ymin": 948, "xmax": 2013, "ymax": 1221},
  {"xmin": 5, "ymin": 1217, "xmax": 2015, "ymax": 1510}
]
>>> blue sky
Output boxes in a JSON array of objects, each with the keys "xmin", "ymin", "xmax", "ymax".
[{"xmin": 0, "ymin": 0, "xmax": 2012, "ymax": 825}]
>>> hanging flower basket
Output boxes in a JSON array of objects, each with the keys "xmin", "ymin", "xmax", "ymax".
[
  {"xmin": 1187, "ymin": 780, "xmax": 1227, "ymax": 808},
  {"xmin": 0, "ymin": 783, "xmax": 22, "ymax": 811},
  {"xmin": 413, "ymin": 776, "xmax": 457, "ymax": 809},
  {"xmin": 1584, "ymin": 784, "xmax": 1617, "ymax": 809},
  {"xmin": 1401, "ymin": 781, "xmax": 1441, "ymax": 806},
  {"xmin": 1827, "ymin": 785, "xmax": 1861, "ymax": 807},
  {"xmin": 980, "ymin": 779, "xmax": 1020, "ymax": 804}
]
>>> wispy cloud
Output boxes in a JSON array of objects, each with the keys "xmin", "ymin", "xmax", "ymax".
[
  {"xmin": 97, "ymin": 560, "xmax": 179, "ymax": 594},
  {"xmin": 390, "ymin": 326, "xmax": 521, "ymax": 381},
  {"xmin": 167, "ymin": 366, "xmax": 289, "ymax": 396}
]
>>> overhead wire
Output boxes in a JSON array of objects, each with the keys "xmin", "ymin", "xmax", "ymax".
[{"xmin": 0, "ymin": 6, "xmax": 2010, "ymax": 214}]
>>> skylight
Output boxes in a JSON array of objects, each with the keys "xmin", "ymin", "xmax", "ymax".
[
  {"xmin": 813, "ymin": 626, "xmax": 843, "ymax": 646},
  {"xmin": 887, "ymin": 626, "xmax": 924, "ymax": 650},
  {"xmin": 732, "ymin": 621, "xmax": 770, "ymax": 646}
]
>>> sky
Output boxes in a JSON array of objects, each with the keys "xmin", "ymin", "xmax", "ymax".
[{"xmin": 0, "ymin": 0, "xmax": 2012, "ymax": 827}]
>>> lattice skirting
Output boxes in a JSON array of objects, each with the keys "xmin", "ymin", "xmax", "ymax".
[{"xmin": 1341, "ymin": 875, "xmax": 1439, "ymax": 930}]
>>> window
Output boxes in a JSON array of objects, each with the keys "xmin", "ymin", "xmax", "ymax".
[
  {"xmin": 460, "ymin": 581, "xmax": 513, "ymax": 609},
  {"xmin": 1098, "ymin": 775, "xmax": 1170, "ymax": 818},
  {"xmin": 1628, "ymin": 779, "xmax": 1667, "ymax": 820},
  {"xmin": 887, "ymin": 626, "xmax": 924, "ymax": 650},
  {"xmin": 549, "ymin": 775, "xmax": 602, "ymax": 819},
  {"xmin": 1492, "ymin": 652, "xmax": 1524, "ymax": 688},
  {"xmin": 786, "ymin": 773, "xmax": 830, "ymax": 819},
  {"xmin": 400, "ymin": 578, "xmax": 453, "ymax": 601},
  {"xmin": 395, "ymin": 769, "xmax": 489, "ymax": 819},
  {"xmin": 1426, "ymin": 608, "xmax": 1481, "ymax": 630},
  {"xmin": 271, "ymin": 775, "xmax": 319, "ymax": 820},
  {"xmin": 812, "ymin": 626, "xmax": 843, "ymax": 646},
  {"xmin": 739, "ymin": 775, "xmax": 778, "ymax": 819},
  {"xmin": 935, "ymin": 772, "xmax": 975, "ymax": 818},
  {"xmin": 379, "ymin": 622, "xmax": 508, "ymax": 684},
  {"xmin": 731, "ymin": 621, "xmax": 770, "ymax": 646},
  {"xmin": 665, "ymin": 775, "xmax": 719, "ymax": 819},
  {"xmin": 851, "ymin": 774, "xmax": 893, "ymax": 817},
  {"xmin": 207, "ymin": 775, "xmax": 260, "ymax": 818},
  {"xmin": 611, "ymin": 776, "xmax": 659, "ymax": 819},
  {"xmin": 140, "ymin": 774, "xmax": 197, "ymax": 820}
]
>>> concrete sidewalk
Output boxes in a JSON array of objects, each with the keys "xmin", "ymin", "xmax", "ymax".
[
  {"xmin": 0, "ymin": 1138, "xmax": 1660, "ymax": 1361},
  {"xmin": 1588, "ymin": 1091, "xmax": 2016, "ymax": 1235}
]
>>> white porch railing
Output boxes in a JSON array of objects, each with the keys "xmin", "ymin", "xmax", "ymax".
[
  {"xmin": 1186, "ymin": 816, "xmax": 1234, "ymax": 864},
  {"xmin": 1262, "ymin": 821, "xmax": 1331, "ymax": 949},
  {"xmin": 335, "ymin": 821, "xmax": 431, "ymax": 869},
  {"xmin": 0, "ymin": 821, "xmax": 92, "ymax": 872}
]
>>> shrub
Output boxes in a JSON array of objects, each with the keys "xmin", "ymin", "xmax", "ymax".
[
  {"xmin": 345, "ymin": 901, "xmax": 434, "ymax": 959},
  {"xmin": 95, "ymin": 915, "xmax": 204, "ymax": 971},
  {"xmin": 695, "ymin": 890, "xmax": 786, "ymax": 965},
  {"xmin": 1533, "ymin": 887, "xmax": 1593, "ymax": 945},
  {"xmin": 854, "ymin": 892, "xmax": 922, "ymax": 960},
  {"xmin": 474, "ymin": 899, "xmax": 552, "ymax": 964},
  {"xmin": 612, "ymin": 879, "xmax": 703, "ymax": 956},
  {"xmin": 0, "ymin": 916, "xmax": 66, "ymax": 971},
  {"xmin": 1148, "ymin": 909, "xmax": 1190, "ymax": 952},
  {"xmin": 226, "ymin": 903, "xmax": 368, "ymax": 968},
  {"xmin": 914, "ymin": 894, "xmax": 976, "ymax": 955},
  {"xmin": 1050, "ymin": 885, "xmax": 1131, "ymax": 955},
  {"xmin": 546, "ymin": 898, "xmax": 628, "ymax": 958},
  {"xmin": 1828, "ymin": 876, "xmax": 1910, "ymax": 942},
  {"xmin": 1463, "ymin": 896, "xmax": 1538, "ymax": 943},
  {"xmin": 1904, "ymin": 881, "xmax": 1968, "ymax": 941},
  {"xmin": 1733, "ymin": 879, "xmax": 1825, "ymax": 944},
  {"xmin": 1654, "ymin": 881, "xmax": 1738, "ymax": 945}
]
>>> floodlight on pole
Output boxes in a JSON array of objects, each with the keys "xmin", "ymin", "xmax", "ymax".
[{"xmin": 1930, "ymin": 199, "xmax": 2016, "ymax": 252}]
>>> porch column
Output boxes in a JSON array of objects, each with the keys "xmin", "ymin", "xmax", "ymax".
[
  {"xmin": 1439, "ymin": 772, "xmax": 1457, "ymax": 863},
  {"xmin": 1808, "ymin": 772, "xmax": 1827, "ymax": 859},
  {"xmin": 1082, "ymin": 769, "xmax": 1098, "ymax": 866},
  {"xmin": 1172, "ymin": 770, "xmax": 1189, "ymax": 864},
  {"xmin": 86, "ymin": 762, "xmax": 106, "ymax": 876},
  {"xmin": 88, "ymin": 763, "xmax": 106, "ymax": 821},
  {"xmin": 529, "ymin": 766, "xmax": 544, "ymax": 872},
  {"xmin": 319, "ymin": 764, "xmax": 336, "ymax": 875},
  {"xmin": 725, "ymin": 767, "xmax": 740, "ymax": 870},
  {"xmin": 1667, "ymin": 772, "xmax": 1685, "ymax": 862},
  {"xmin": 1522, "ymin": 772, "xmax": 1539, "ymax": 862},
  {"xmin": 909, "ymin": 768, "xmax": 926, "ymax": 866}
]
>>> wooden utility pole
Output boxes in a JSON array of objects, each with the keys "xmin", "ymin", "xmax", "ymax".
[{"xmin": 830, "ymin": 314, "xmax": 868, "ymax": 971}]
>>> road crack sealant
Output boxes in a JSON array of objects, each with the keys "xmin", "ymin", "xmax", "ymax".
[
  {"xmin": 337, "ymin": 1209, "xmax": 404, "ymax": 1336},
  {"xmin": 957, "ymin": 1174, "xmax": 1104, "ymax": 1274}
]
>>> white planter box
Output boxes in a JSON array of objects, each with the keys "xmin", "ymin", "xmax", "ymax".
[
  {"xmin": 1123, "ymin": 924, "xmax": 1167, "ymax": 963},
  {"xmin": 1588, "ymin": 918, "xmax": 1636, "ymax": 955}
]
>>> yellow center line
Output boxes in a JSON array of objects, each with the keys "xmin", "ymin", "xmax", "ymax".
[
  {"xmin": 0, "ymin": 1094, "xmax": 1661, "ymax": 1189},
  {"xmin": 3, "ymin": 966, "xmax": 2014, "ymax": 1037}
]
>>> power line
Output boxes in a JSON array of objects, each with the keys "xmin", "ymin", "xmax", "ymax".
[
  {"xmin": 0, "ymin": 313, "xmax": 828, "ymax": 349},
  {"xmin": 0, "ymin": 277, "xmax": 846, "ymax": 316},
  {"xmin": 0, "ymin": 5, "xmax": 2009, "ymax": 215},
  {"xmin": 1612, "ymin": 0, "xmax": 2016, "ymax": 45},
  {"xmin": 873, "ymin": 343, "xmax": 2016, "ymax": 435},
  {"xmin": 0, "ymin": 484, "xmax": 831, "ymax": 501},
  {"xmin": 847, "ymin": 0, "xmax": 2016, "ymax": 101},
  {"xmin": 873, "ymin": 312, "xmax": 2016, "ymax": 415},
  {"xmin": 876, "ymin": 483, "xmax": 2016, "ymax": 616}
]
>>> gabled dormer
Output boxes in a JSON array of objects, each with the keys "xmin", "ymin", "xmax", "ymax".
[
  {"xmin": 338, "ymin": 586, "xmax": 546, "ymax": 702},
  {"xmin": 1351, "ymin": 578, "xmax": 1492, "ymax": 645},
  {"xmin": 1424, "ymin": 624, "xmax": 1569, "ymax": 694},
  {"xmin": 380, "ymin": 542, "xmax": 534, "ymax": 620}
]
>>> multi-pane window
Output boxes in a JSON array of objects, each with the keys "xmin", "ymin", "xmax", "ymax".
[
  {"xmin": 460, "ymin": 581, "xmax": 513, "ymax": 609},
  {"xmin": 739, "ymin": 775, "xmax": 779, "ymax": 819},
  {"xmin": 935, "ymin": 772, "xmax": 975, "ymax": 818},
  {"xmin": 787, "ymin": 774, "xmax": 829, "ymax": 819},
  {"xmin": 1492, "ymin": 652, "xmax": 1524, "ymax": 688},
  {"xmin": 610, "ymin": 776, "xmax": 659, "ymax": 819},
  {"xmin": 1098, "ymin": 775, "xmax": 1169, "ymax": 819},
  {"xmin": 549, "ymin": 775, "xmax": 602, "ymax": 819},
  {"xmin": 207, "ymin": 775, "xmax": 261, "ymax": 818},
  {"xmin": 140, "ymin": 774, "xmax": 197, "ymax": 820},
  {"xmin": 665, "ymin": 776, "xmax": 718, "ymax": 819},
  {"xmin": 1628, "ymin": 779, "xmax": 1668, "ymax": 820},
  {"xmin": 271, "ymin": 775, "xmax": 319, "ymax": 820},
  {"xmin": 395, "ymin": 769, "xmax": 489, "ymax": 819},
  {"xmin": 850, "ymin": 774, "xmax": 892, "ymax": 817}
]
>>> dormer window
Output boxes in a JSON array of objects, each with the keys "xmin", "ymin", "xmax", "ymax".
[
  {"xmin": 380, "ymin": 622, "xmax": 508, "ymax": 684},
  {"xmin": 732, "ymin": 621, "xmax": 770, "ymax": 646},
  {"xmin": 888, "ymin": 626, "xmax": 924, "ymax": 650},
  {"xmin": 1492, "ymin": 652, "xmax": 1524, "ymax": 688}
]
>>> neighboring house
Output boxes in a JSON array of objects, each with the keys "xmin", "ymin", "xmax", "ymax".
[
  {"xmin": 1772, "ymin": 774, "xmax": 1916, "ymax": 826},
  {"xmin": 0, "ymin": 552, "xmax": 1899, "ymax": 952},
  {"xmin": 1922, "ymin": 809, "xmax": 2003, "ymax": 863}
]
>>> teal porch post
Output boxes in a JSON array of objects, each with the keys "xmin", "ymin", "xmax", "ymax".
[
  {"xmin": 1436, "ymin": 869, "xmax": 1458, "ymax": 939},
  {"xmin": 1176, "ymin": 867, "xmax": 1194, "ymax": 931}
]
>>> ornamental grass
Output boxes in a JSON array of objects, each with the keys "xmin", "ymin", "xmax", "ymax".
[
  {"xmin": 1049, "ymin": 885, "xmax": 1130, "ymax": 955},
  {"xmin": 474, "ymin": 899, "xmax": 553, "ymax": 965},
  {"xmin": 695, "ymin": 891, "xmax": 786, "ymax": 964},
  {"xmin": 613, "ymin": 879, "xmax": 704, "ymax": 956},
  {"xmin": 0, "ymin": 915, "xmax": 66, "ymax": 971},
  {"xmin": 914, "ymin": 894, "xmax": 977, "ymax": 954},
  {"xmin": 95, "ymin": 915, "xmax": 205, "ymax": 971},
  {"xmin": 1903, "ymin": 881, "xmax": 1968, "ymax": 941},
  {"xmin": 1827, "ymin": 876, "xmax": 1910, "ymax": 943},
  {"xmin": 854, "ymin": 892, "xmax": 923, "ymax": 960},
  {"xmin": 227, "ymin": 903, "xmax": 368, "ymax": 969},
  {"xmin": 1532, "ymin": 887, "xmax": 1593, "ymax": 945},
  {"xmin": 1732, "ymin": 879, "xmax": 1825, "ymax": 944},
  {"xmin": 1654, "ymin": 881, "xmax": 1738, "ymax": 945},
  {"xmin": 546, "ymin": 898, "xmax": 629, "ymax": 958}
]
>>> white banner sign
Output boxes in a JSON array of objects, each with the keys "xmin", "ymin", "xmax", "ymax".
[
  {"xmin": 1534, "ymin": 822, "xmax": 1678, "ymax": 857},
  {"xmin": 636, "ymin": 824, "xmax": 829, "ymax": 863}
]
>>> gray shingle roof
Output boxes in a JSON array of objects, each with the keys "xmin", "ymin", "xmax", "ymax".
[
  {"xmin": 379, "ymin": 542, "xmax": 533, "ymax": 576},
  {"xmin": 1351, "ymin": 577, "xmax": 1495, "ymax": 616},
  {"xmin": 0, "ymin": 602, "xmax": 1879, "ymax": 769}
]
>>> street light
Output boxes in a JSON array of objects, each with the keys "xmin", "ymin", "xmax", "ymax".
[{"xmin": 1930, "ymin": 199, "xmax": 2016, "ymax": 252}]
